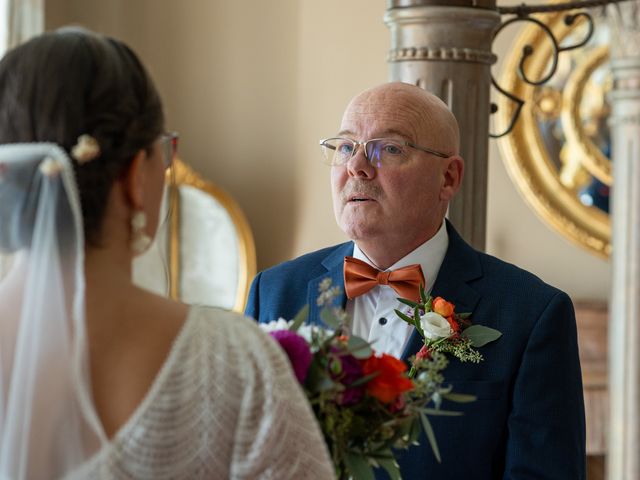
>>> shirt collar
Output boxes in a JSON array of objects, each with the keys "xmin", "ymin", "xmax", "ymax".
[{"xmin": 352, "ymin": 220, "xmax": 449, "ymax": 294}]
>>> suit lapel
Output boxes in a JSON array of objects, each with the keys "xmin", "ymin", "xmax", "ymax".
[
  {"xmin": 401, "ymin": 221, "xmax": 483, "ymax": 360},
  {"xmin": 307, "ymin": 242, "xmax": 353, "ymax": 326}
]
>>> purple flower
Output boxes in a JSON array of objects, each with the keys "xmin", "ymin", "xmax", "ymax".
[
  {"xmin": 329, "ymin": 350, "xmax": 365, "ymax": 406},
  {"xmin": 270, "ymin": 330, "xmax": 313, "ymax": 383}
]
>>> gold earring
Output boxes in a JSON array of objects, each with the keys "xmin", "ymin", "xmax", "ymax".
[{"xmin": 131, "ymin": 210, "xmax": 152, "ymax": 254}]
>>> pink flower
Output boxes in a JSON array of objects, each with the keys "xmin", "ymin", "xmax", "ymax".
[
  {"xmin": 270, "ymin": 330, "xmax": 313, "ymax": 383},
  {"xmin": 416, "ymin": 345, "xmax": 431, "ymax": 361}
]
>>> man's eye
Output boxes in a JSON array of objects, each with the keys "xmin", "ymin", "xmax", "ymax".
[
  {"xmin": 382, "ymin": 143, "xmax": 403, "ymax": 155},
  {"xmin": 337, "ymin": 142, "xmax": 354, "ymax": 155}
]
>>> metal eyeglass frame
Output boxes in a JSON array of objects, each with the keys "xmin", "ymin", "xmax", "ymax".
[
  {"xmin": 160, "ymin": 131, "xmax": 179, "ymax": 168},
  {"xmin": 319, "ymin": 136, "xmax": 450, "ymax": 167}
]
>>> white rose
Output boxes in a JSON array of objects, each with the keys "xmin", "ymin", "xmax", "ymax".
[{"xmin": 420, "ymin": 312, "xmax": 452, "ymax": 340}]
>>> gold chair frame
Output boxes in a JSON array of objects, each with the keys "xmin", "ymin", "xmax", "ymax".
[{"xmin": 165, "ymin": 159, "xmax": 256, "ymax": 311}]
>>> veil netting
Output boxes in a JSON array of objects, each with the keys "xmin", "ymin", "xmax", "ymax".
[{"xmin": 0, "ymin": 143, "xmax": 106, "ymax": 479}]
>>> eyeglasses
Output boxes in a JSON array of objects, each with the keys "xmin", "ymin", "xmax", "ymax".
[
  {"xmin": 319, "ymin": 137, "xmax": 449, "ymax": 168},
  {"xmin": 159, "ymin": 131, "xmax": 179, "ymax": 168}
]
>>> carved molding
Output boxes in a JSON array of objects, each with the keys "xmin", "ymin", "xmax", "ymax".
[
  {"xmin": 608, "ymin": 113, "xmax": 640, "ymax": 126},
  {"xmin": 387, "ymin": 46, "xmax": 497, "ymax": 64}
]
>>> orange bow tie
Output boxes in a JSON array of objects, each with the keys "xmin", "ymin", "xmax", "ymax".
[{"xmin": 343, "ymin": 256, "xmax": 425, "ymax": 302}]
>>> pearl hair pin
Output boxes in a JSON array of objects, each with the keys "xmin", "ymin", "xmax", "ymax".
[{"xmin": 71, "ymin": 134, "xmax": 101, "ymax": 164}]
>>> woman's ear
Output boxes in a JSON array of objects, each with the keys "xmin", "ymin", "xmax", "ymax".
[{"xmin": 123, "ymin": 149, "xmax": 148, "ymax": 209}]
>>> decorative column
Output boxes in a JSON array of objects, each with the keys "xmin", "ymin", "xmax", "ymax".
[
  {"xmin": 607, "ymin": 2, "xmax": 640, "ymax": 479},
  {"xmin": 384, "ymin": 0, "xmax": 499, "ymax": 251}
]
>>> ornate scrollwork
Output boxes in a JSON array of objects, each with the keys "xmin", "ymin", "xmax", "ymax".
[
  {"xmin": 490, "ymin": 9, "xmax": 598, "ymax": 137},
  {"xmin": 489, "ymin": 0, "xmax": 632, "ymax": 138},
  {"xmin": 495, "ymin": 5, "xmax": 614, "ymax": 258}
]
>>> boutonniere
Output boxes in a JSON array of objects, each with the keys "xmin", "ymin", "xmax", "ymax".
[{"xmin": 395, "ymin": 286, "xmax": 502, "ymax": 377}]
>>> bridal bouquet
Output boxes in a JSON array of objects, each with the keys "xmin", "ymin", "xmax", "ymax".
[{"xmin": 262, "ymin": 279, "xmax": 476, "ymax": 480}]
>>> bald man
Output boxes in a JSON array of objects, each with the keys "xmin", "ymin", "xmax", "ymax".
[{"xmin": 246, "ymin": 83, "xmax": 586, "ymax": 479}]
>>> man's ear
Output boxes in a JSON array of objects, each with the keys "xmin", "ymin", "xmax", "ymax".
[
  {"xmin": 123, "ymin": 149, "xmax": 148, "ymax": 210},
  {"xmin": 440, "ymin": 155, "xmax": 464, "ymax": 201}
]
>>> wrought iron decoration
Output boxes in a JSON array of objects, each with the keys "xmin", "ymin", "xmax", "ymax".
[{"xmin": 490, "ymin": 0, "xmax": 633, "ymax": 138}]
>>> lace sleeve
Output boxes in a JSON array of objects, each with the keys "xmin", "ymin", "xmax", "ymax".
[{"xmin": 224, "ymin": 313, "xmax": 335, "ymax": 480}]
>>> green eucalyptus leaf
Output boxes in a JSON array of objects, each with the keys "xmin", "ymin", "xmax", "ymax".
[
  {"xmin": 420, "ymin": 413, "xmax": 442, "ymax": 463},
  {"xmin": 376, "ymin": 456, "xmax": 401, "ymax": 480},
  {"xmin": 348, "ymin": 371, "xmax": 379, "ymax": 387},
  {"xmin": 289, "ymin": 305, "xmax": 309, "ymax": 332},
  {"xmin": 420, "ymin": 408, "xmax": 464, "ymax": 417},
  {"xmin": 304, "ymin": 359, "xmax": 336, "ymax": 393},
  {"xmin": 441, "ymin": 392, "xmax": 477, "ymax": 403},
  {"xmin": 344, "ymin": 453, "xmax": 375, "ymax": 480},
  {"xmin": 320, "ymin": 308, "xmax": 341, "ymax": 330},
  {"xmin": 407, "ymin": 416, "xmax": 423, "ymax": 445},
  {"xmin": 316, "ymin": 375, "xmax": 337, "ymax": 392},
  {"xmin": 347, "ymin": 335, "xmax": 373, "ymax": 359},
  {"xmin": 463, "ymin": 325, "xmax": 502, "ymax": 347}
]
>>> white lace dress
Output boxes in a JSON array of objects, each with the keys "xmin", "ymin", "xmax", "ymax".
[{"xmin": 69, "ymin": 307, "xmax": 335, "ymax": 479}]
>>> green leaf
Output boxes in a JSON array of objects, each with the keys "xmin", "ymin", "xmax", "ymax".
[
  {"xmin": 412, "ymin": 309, "xmax": 425, "ymax": 338},
  {"xmin": 462, "ymin": 325, "xmax": 502, "ymax": 347},
  {"xmin": 397, "ymin": 297, "xmax": 419, "ymax": 308},
  {"xmin": 394, "ymin": 309, "xmax": 414, "ymax": 325},
  {"xmin": 320, "ymin": 308, "xmax": 341, "ymax": 330},
  {"xmin": 457, "ymin": 312, "xmax": 472, "ymax": 320},
  {"xmin": 420, "ymin": 413, "xmax": 442, "ymax": 463},
  {"xmin": 289, "ymin": 305, "xmax": 309, "ymax": 332},
  {"xmin": 344, "ymin": 453, "xmax": 375, "ymax": 480},
  {"xmin": 425, "ymin": 296, "xmax": 433, "ymax": 312},
  {"xmin": 441, "ymin": 392, "xmax": 477, "ymax": 403},
  {"xmin": 304, "ymin": 360, "xmax": 336, "ymax": 392},
  {"xmin": 348, "ymin": 371, "xmax": 379, "ymax": 387},
  {"xmin": 376, "ymin": 456, "xmax": 401, "ymax": 480},
  {"xmin": 419, "ymin": 284, "xmax": 428, "ymax": 304},
  {"xmin": 413, "ymin": 308, "xmax": 421, "ymax": 326},
  {"xmin": 347, "ymin": 335, "xmax": 373, "ymax": 359},
  {"xmin": 406, "ymin": 416, "xmax": 423, "ymax": 445},
  {"xmin": 420, "ymin": 408, "xmax": 464, "ymax": 417}
]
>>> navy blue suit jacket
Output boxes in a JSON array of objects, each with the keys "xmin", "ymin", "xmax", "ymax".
[{"xmin": 245, "ymin": 223, "xmax": 586, "ymax": 479}]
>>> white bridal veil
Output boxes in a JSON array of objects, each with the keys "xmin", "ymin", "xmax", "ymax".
[{"xmin": 0, "ymin": 144, "xmax": 104, "ymax": 479}]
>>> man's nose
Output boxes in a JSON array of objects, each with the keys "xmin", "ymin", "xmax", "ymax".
[{"xmin": 346, "ymin": 144, "xmax": 376, "ymax": 179}]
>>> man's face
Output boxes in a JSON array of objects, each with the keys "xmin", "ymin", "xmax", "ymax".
[{"xmin": 331, "ymin": 86, "xmax": 455, "ymax": 257}]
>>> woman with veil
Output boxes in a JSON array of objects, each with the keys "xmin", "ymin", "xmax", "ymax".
[{"xmin": 0, "ymin": 28, "xmax": 334, "ymax": 479}]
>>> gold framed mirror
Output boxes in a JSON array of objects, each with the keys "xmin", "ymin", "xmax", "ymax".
[
  {"xmin": 133, "ymin": 158, "xmax": 256, "ymax": 312},
  {"xmin": 496, "ymin": 8, "xmax": 612, "ymax": 258}
]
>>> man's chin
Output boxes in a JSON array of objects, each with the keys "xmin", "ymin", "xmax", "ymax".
[{"xmin": 339, "ymin": 220, "xmax": 381, "ymax": 242}]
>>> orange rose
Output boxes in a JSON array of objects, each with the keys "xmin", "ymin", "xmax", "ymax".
[
  {"xmin": 446, "ymin": 316, "xmax": 461, "ymax": 334},
  {"xmin": 362, "ymin": 354, "xmax": 414, "ymax": 404},
  {"xmin": 433, "ymin": 297, "xmax": 455, "ymax": 317}
]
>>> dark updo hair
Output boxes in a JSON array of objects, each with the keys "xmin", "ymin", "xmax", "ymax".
[{"xmin": 0, "ymin": 27, "xmax": 164, "ymax": 246}]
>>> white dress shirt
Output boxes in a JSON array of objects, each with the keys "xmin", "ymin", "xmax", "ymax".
[{"xmin": 347, "ymin": 221, "xmax": 449, "ymax": 357}]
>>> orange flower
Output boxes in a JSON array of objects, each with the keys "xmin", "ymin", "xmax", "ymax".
[
  {"xmin": 446, "ymin": 316, "xmax": 461, "ymax": 334},
  {"xmin": 433, "ymin": 297, "xmax": 455, "ymax": 317},
  {"xmin": 361, "ymin": 354, "xmax": 414, "ymax": 404}
]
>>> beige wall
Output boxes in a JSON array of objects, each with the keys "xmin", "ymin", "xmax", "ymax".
[{"xmin": 46, "ymin": 0, "xmax": 610, "ymax": 301}]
